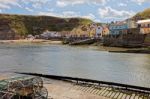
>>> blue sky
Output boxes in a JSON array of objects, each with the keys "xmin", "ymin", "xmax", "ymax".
[{"xmin": 0, "ymin": 0, "xmax": 150, "ymax": 22}]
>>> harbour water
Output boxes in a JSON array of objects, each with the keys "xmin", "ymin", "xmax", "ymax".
[{"xmin": 0, "ymin": 43, "xmax": 150, "ymax": 87}]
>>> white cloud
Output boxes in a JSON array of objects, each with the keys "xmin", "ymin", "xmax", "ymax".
[
  {"xmin": 94, "ymin": 19, "xmax": 101, "ymax": 22},
  {"xmin": 132, "ymin": 0, "xmax": 150, "ymax": 5},
  {"xmin": 32, "ymin": 0, "xmax": 49, "ymax": 8},
  {"xmin": 56, "ymin": 1, "xmax": 67, "ymax": 7},
  {"xmin": 38, "ymin": 11, "xmax": 79, "ymax": 18},
  {"xmin": 38, "ymin": 12, "xmax": 60, "ymax": 17},
  {"xmin": 21, "ymin": 0, "xmax": 50, "ymax": 9},
  {"xmin": 62, "ymin": 11, "xmax": 96, "ymax": 20},
  {"xmin": 98, "ymin": 7, "xmax": 135, "ymax": 19},
  {"xmin": 0, "ymin": 0, "xmax": 51, "ymax": 12},
  {"xmin": 0, "ymin": 0, "xmax": 19, "ymax": 6},
  {"xmin": 38, "ymin": 11, "xmax": 96, "ymax": 21},
  {"xmin": 25, "ymin": 7, "xmax": 34, "ymax": 12},
  {"xmin": 56, "ymin": 0, "xmax": 108, "ymax": 7},
  {"xmin": 0, "ymin": 4, "xmax": 10, "ymax": 9},
  {"xmin": 0, "ymin": 0, "xmax": 20, "ymax": 10},
  {"xmin": 62, "ymin": 11, "xmax": 79, "ymax": 17},
  {"xmin": 82, "ymin": 13, "xmax": 96, "ymax": 20},
  {"xmin": 118, "ymin": 3, "xmax": 127, "ymax": 7}
]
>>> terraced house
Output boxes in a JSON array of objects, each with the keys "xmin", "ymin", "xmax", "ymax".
[
  {"xmin": 109, "ymin": 19, "xmax": 138, "ymax": 35},
  {"xmin": 137, "ymin": 19, "xmax": 150, "ymax": 34},
  {"xmin": 137, "ymin": 19, "xmax": 150, "ymax": 45}
]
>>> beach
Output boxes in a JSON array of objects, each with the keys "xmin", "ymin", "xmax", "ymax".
[
  {"xmin": 0, "ymin": 39, "xmax": 63, "ymax": 44},
  {"xmin": 0, "ymin": 73, "xmax": 109, "ymax": 99}
]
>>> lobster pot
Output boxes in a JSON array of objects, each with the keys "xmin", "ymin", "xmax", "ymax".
[{"xmin": 0, "ymin": 76, "xmax": 48, "ymax": 99}]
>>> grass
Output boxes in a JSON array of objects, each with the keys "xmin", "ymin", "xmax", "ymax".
[
  {"xmin": 134, "ymin": 8, "xmax": 150, "ymax": 19},
  {"xmin": 0, "ymin": 14, "xmax": 93, "ymax": 36}
]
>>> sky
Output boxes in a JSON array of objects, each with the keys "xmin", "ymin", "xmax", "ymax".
[{"xmin": 0, "ymin": 0, "xmax": 150, "ymax": 22}]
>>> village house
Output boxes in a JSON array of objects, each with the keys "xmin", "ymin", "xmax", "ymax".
[
  {"xmin": 101, "ymin": 25, "xmax": 110, "ymax": 36},
  {"xmin": 137, "ymin": 19, "xmax": 150, "ymax": 45},
  {"xmin": 88, "ymin": 23, "xmax": 104, "ymax": 38},
  {"xmin": 103, "ymin": 19, "xmax": 146, "ymax": 47},
  {"xmin": 137, "ymin": 19, "xmax": 150, "ymax": 34},
  {"xmin": 95, "ymin": 26, "xmax": 103, "ymax": 37},
  {"xmin": 109, "ymin": 19, "xmax": 137, "ymax": 35},
  {"xmin": 40, "ymin": 30, "xmax": 62, "ymax": 39}
]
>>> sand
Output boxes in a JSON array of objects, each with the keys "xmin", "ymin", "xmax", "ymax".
[
  {"xmin": 43, "ymin": 78, "xmax": 110, "ymax": 99},
  {"xmin": 0, "ymin": 73, "xmax": 110, "ymax": 99},
  {"xmin": 0, "ymin": 39, "xmax": 63, "ymax": 44}
]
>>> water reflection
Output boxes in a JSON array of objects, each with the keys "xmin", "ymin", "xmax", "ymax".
[{"xmin": 0, "ymin": 44, "xmax": 150, "ymax": 87}]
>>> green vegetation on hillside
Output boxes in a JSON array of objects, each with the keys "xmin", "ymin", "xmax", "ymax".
[
  {"xmin": 134, "ymin": 8, "xmax": 150, "ymax": 19},
  {"xmin": 0, "ymin": 14, "xmax": 93, "ymax": 36}
]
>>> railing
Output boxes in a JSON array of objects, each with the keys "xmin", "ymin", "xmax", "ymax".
[{"xmin": 16, "ymin": 72, "xmax": 150, "ymax": 94}]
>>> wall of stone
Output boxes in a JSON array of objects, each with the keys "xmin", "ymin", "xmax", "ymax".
[
  {"xmin": 144, "ymin": 34, "xmax": 150, "ymax": 46},
  {"xmin": 103, "ymin": 34, "xmax": 145, "ymax": 47}
]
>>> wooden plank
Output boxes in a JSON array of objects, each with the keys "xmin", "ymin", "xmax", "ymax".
[
  {"xmin": 121, "ymin": 94, "xmax": 127, "ymax": 99},
  {"xmin": 107, "ymin": 91, "xmax": 113, "ymax": 98},
  {"xmin": 90, "ymin": 86, "xmax": 100, "ymax": 94},
  {"xmin": 82, "ymin": 86, "xmax": 91, "ymax": 92},
  {"xmin": 98, "ymin": 87, "xmax": 107, "ymax": 95},
  {"xmin": 109, "ymin": 91, "xmax": 117, "ymax": 98},
  {"xmin": 73, "ymin": 84, "xmax": 150, "ymax": 99},
  {"xmin": 102, "ymin": 90, "xmax": 110, "ymax": 97},
  {"xmin": 116, "ymin": 92, "xmax": 121, "ymax": 99},
  {"xmin": 86, "ymin": 86, "xmax": 95, "ymax": 93},
  {"xmin": 94, "ymin": 88, "xmax": 102, "ymax": 95},
  {"xmin": 134, "ymin": 95, "xmax": 140, "ymax": 99},
  {"xmin": 143, "ymin": 94, "xmax": 150, "ymax": 99},
  {"xmin": 118, "ymin": 93, "xmax": 124, "ymax": 99},
  {"xmin": 126, "ymin": 95, "xmax": 131, "ymax": 99},
  {"xmin": 92, "ymin": 86, "xmax": 101, "ymax": 94},
  {"xmin": 103, "ymin": 88, "xmax": 112, "ymax": 97},
  {"xmin": 89, "ymin": 87, "xmax": 97, "ymax": 93},
  {"xmin": 78, "ymin": 86, "xmax": 85, "ymax": 90},
  {"xmin": 100, "ymin": 88, "xmax": 109, "ymax": 96},
  {"xmin": 113, "ymin": 92, "xmax": 120, "ymax": 99},
  {"xmin": 75, "ymin": 85, "xmax": 81, "ymax": 90},
  {"xmin": 129, "ymin": 94, "xmax": 136, "ymax": 99}
]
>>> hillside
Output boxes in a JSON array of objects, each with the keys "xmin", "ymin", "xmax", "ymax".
[
  {"xmin": 0, "ymin": 14, "xmax": 93, "ymax": 37},
  {"xmin": 133, "ymin": 8, "xmax": 150, "ymax": 19}
]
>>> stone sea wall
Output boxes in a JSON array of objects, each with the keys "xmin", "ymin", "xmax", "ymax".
[
  {"xmin": 144, "ymin": 34, "xmax": 150, "ymax": 46},
  {"xmin": 103, "ymin": 34, "xmax": 146, "ymax": 47}
]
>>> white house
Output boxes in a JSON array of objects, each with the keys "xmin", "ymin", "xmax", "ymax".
[
  {"xmin": 137, "ymin": 19, "xmax": 150, "ymax": 34},
  {"xmin": 41, "ymin": 30, "xmax": 61, "ymax": 39},
  {"xmin": 95, "ymin": 26, "xmax": 103, "ymax": 37}
]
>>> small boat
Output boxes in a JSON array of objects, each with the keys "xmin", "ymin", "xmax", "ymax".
[{"xmin": 69, "ymin": 38, "xmax": 96, "ymax": 45}]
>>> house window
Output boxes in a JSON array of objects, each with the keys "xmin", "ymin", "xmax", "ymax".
[
  {"xmin": 119, "ymin": 31, "xmax": 122, "ymax": 34},
  {"xmin": 145, "ymin": 24, "xmax": 148, "ymax": 28},
  {"xmin": 148, "ymin": 24, "xmax": 150, "ymax": 28},
  {"xmin": 138, "ymin": 24, "xmax": 141, "ymax": 28}
]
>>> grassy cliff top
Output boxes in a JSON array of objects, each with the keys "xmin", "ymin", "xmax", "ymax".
[
  {"xmin": 133, "ymin": 8, "xmax": 150, "ymax": 19},
  {"xmin": 0, "ymin": 14, "xmax": 93, "ymax": 36}
]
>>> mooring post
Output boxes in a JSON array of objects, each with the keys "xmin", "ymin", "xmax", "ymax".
[{"xmin": 77, "ymin": 80, "xmax": 78, "ymax": 84}]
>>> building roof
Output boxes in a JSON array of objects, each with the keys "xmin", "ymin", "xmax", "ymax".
[
  {"xmin": 137, "ymin": 19, "xmax": 150, "ymax": 24},
  {"xmin": 110, "ymin": 21, "xmax": 127, "ymax": 26}
]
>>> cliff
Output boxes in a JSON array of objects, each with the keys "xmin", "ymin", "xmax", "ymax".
[
  {"xmin": 133, "ymin": 8, "xmax": 150, "ymax": 19},
  {"xmin": 0, "ymin": 14, "xmax": 93, "ymax": 39}
]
